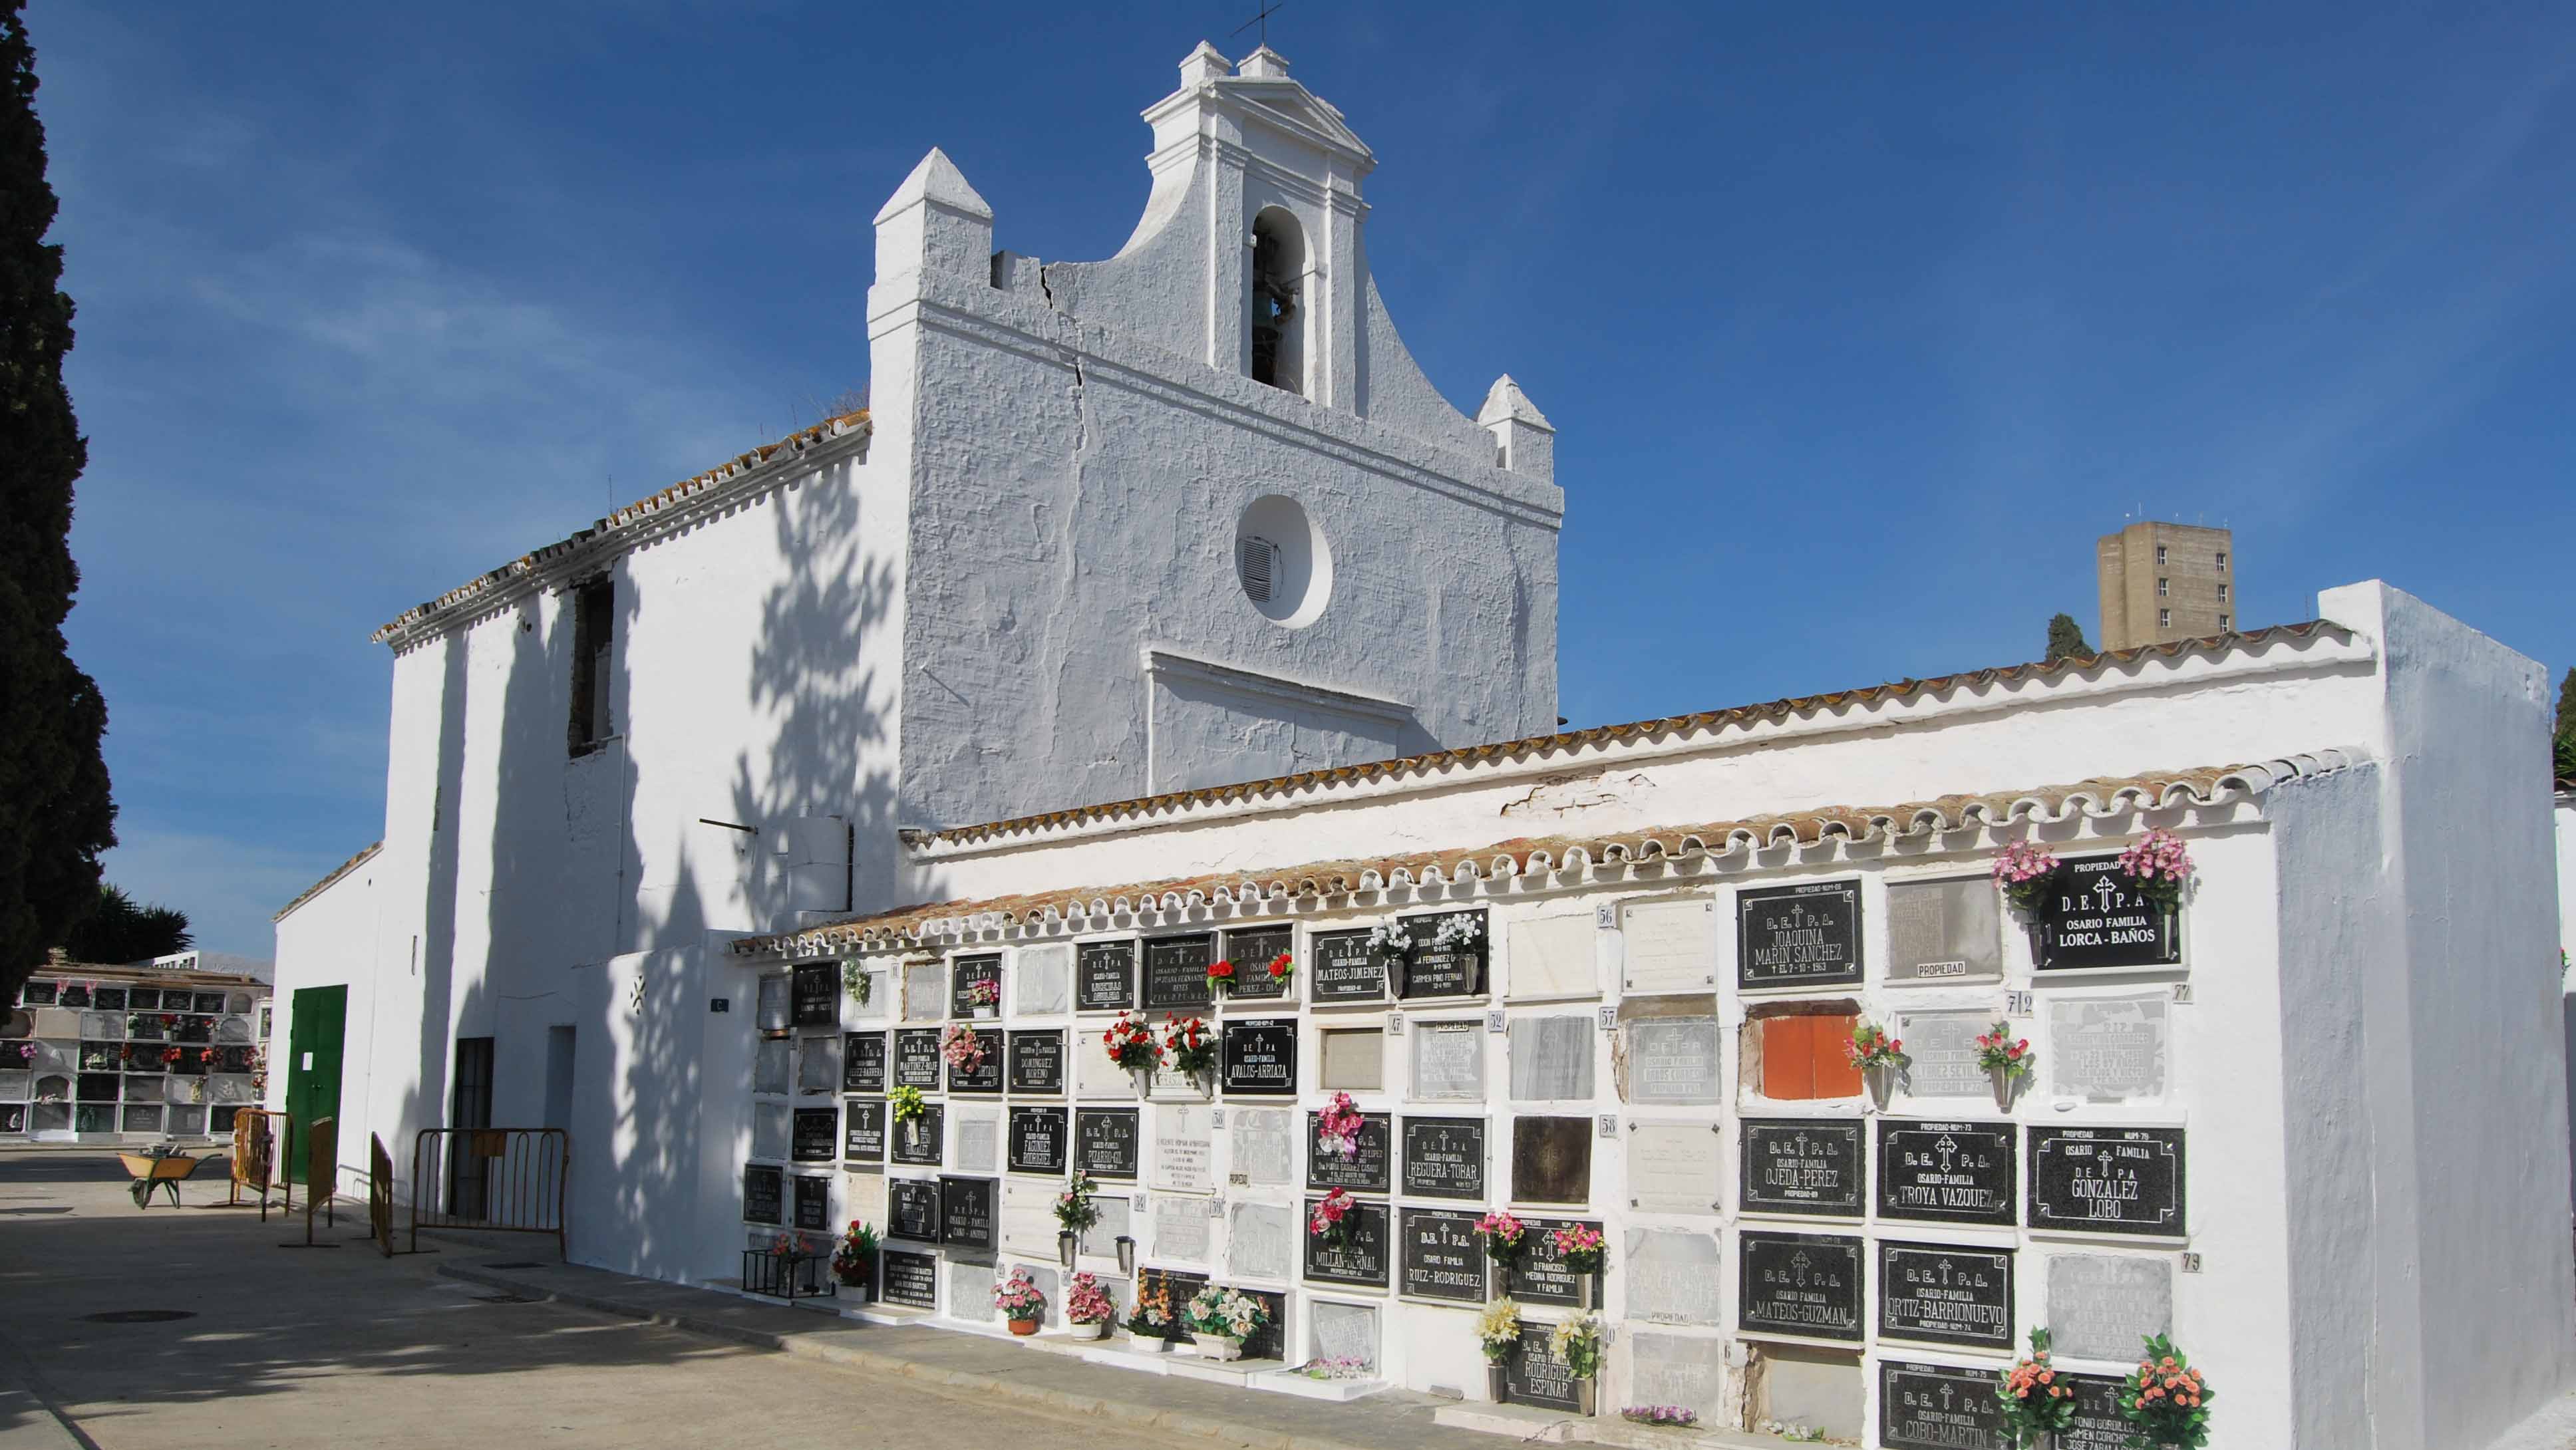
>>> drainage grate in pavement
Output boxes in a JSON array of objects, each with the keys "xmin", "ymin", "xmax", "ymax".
[
  {"xmin": 82, "ymin": 1310, "xmax": 196, "ymax": 1324},
  {"xmin": 482, "ymin": 1261, "xmax": 544, "ymax": 1270},
  {"xmin": 471, "ymin": 1293, "xmax": 538, "ymax": 1304}
]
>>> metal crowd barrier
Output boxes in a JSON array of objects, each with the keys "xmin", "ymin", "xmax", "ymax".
[{"xmin": 409, "ymin": 1127, "xmax": 568, "ymax": 1258}]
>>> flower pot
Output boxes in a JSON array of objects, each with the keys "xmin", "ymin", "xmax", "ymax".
[
  {"xmin": 1057, "ymin": 1231, "xmax": 1078, "ymax": 1269},
  {"xmin": 1128, "ymin": 1333, "xmax": 1171, "ymax": 1355},
  {"xmin": 1190, "ymin": 1334, "xmax": 1243, "ymax": 1362},
  {"xmin": 1486, "ymin": 1364, "xmax": 1510, "ymax": 1404},
  {"xmin": 973, "ymin": 1006, "xmax": 996, "ymax": 1020},
  {"xmin": 1575, "ymin": 1378, "xmax": 1596, "ymax": 1417},
  {"xmin": 1007, "ymin": 1318, "xmax": 1039, "ymax": 1336},
  {"xmin": 1989, "ymin": 1065, "xmax": 2018, "ymax": 1113},
  {"xmin": 1114, "ymin": 1235, "xmax": 1136, "ymax": 1274},
  {"xmin": 1575, "ymin": 1275, "xmax": 1596, "ymax": 1312},
  {"xmin": 1863, "ymin": 1062, "xmax": 1895, "ymax": 1111},
  {"xmin": 1130, "ymin": 1066, "xmax": 1154, "ymax": 1099},
  {"xmin": 1068, "ymin": 1320, "xmax": 1108, "ymax": 1340}
]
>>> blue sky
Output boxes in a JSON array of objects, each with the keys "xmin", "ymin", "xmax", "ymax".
[{"xmin": 29, "ymin": 1, "xmax": 2576, "ymax": 956}]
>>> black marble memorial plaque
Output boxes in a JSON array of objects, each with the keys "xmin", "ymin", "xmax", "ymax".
[
  {"xmin": 1740, "ymin": 1119, "xmax": 1865, "ymax": 1218},
  {"xmin": 2031, "ymin": 856, "xmax": 2181, "ymax": 972},
  {"xmin": 939, "ymin": 1175, "xmax": 997, "ymax": 1252},
  {"xmin": 1398, "ymin": 1209, "xmax": 1488, "ymax": 1302},
  {"xmin": 1400, "ymin": 1116, "xmax": 1487, "ymax": 1200},
  {"xmin": 1739, "ymin": 1230, "xmax": 1863, "ymax": 1341},
  {"xmin": 1009, "ymin": 1106, "xmax": 1068, "ymax": 1175},
  {"xmin": 1076, "ymin": 1107, "xmax": 1140, "ymax": 1179},
  {"xmin": 1503, "ymin": 1324, "xmax": 1584, "ymax": 1412},
  {"xmin": 1880, "ymin": 1360, "xmax": 2011, "ymax": 1450},
  {"xmin": 881, "ymin": 1249, "xmax": 938, "ymax": 1308},
  {"xmin": 1398, "ymin": 911, "xmax": 1487, "ymax": 999},
  {"xmin": 1008, "ymin": 1030, "xmax": 1064, "ymax": 1094},
  {"xmin": 792, "ymin": 1106, "xmax": 838, "ymax": 1163},
  {"xmin": 844, "ymin": 1032, "xmax": 887, "ymax": 1093},
  {"xmin": 1507, "ymin": 1217, "xmax": 1603, "ymax": 1306},
  {"xmin": 947, "ymin": 1027, "xmax": 1003, "ymax": 1094},
  {"xmin": 1302, "ymin": 1197, "xmax": 1391, "ymax": 1288},
  {"xmin": 1076, "ymin": 941, "xmax": 1136, "ymax": 1012},
  {"xmin": 0, "ymin": 1103, "xmax": 23, "ymax": 1135},
  {"xmin": 1879, "ymin": 1241, "xmax": 2013, "ymax": 1350},
  {"xmin": 844, "ymin": 1099, "xmax": 886, "ymax": 1162},
  {"xmin": 743, "ymin": 1163, "xmax": 784, "ymax": 1225},
  {"xmin": 949, "ymin": 955, "xmax": 1003, "ymax": 1018},
  {"xmin": 2027, "ymin": 1126, "xmax": 2185, "ymax": 1236},
  {"xmin": 2059, "ymin": 1375, "xmax": 2132, "ymax": 1450},
  {"xmin": 1308, "ymin": 929, "xmax": 1384, "ymax": 1004},
  {"xmin": 792, "ymin": 1173, "xmax": 830, "ymax": 1231},
  {"xmin": 1220, "ymin": 1018, "xmax": 1297, "ymax": 1095},
  {"xmin": 894, "ymin": 1028, "xmax": 943, "ymax": 1089},
  {"xmin": 888, "ymin": 1178, "xmax": 939, "ymax": 1241},
  {"xmin": 1511, "ymin": 1115, "xmax": 1593, "ymax": 1205},
  {"xmin": 792, "ymin": 962, "xmax": 840, "ymax": 1028},
  {"xmin": 1305, "ymin": 1111, "xmax": 1391, "ymax": 1193},
  {"xmin": 1223, "ymin": 925, "xmax": 1295, "ymax": 1002},
  {"xmin": 1737, "ymin": 880, "xmax": 1863, "ymax": 988},
  {"xmin": 890, "ymin": 1105, "xmax": 944, "ymax": 1165},
  {"xmin": 1877, "ymin": 1119, "xmax": 2016, "ymax": 1226},
  {"xmin": 1143, "ymin": 935, "xmax": 1215, "ymax": 1012}
]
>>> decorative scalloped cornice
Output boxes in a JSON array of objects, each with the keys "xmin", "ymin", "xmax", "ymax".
[{"xmin": 736, "ymin": 750, "xmax": 2368, "ymax": 959}]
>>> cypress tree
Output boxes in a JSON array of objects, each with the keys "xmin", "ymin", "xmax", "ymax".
[
  {"xmin": 2044, "ymin": 613, "xmax": 2092, "ymax": 664},
  {"xmin": 0, "ymin": 0, "xmax": 115, "ymax": 1004},
  {"xmin": 2554, "ymin": 667, "xmax": 2575, "ymax": 781}
]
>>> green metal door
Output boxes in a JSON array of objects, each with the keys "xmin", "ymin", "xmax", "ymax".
[{"xmin": 283, "ymin": 985, "xmax": 347, "ymax": 1183}]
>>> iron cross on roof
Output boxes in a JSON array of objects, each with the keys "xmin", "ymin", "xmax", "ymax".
[{"xmin": 1233, "ymin": 0, "xmax": 1287, "ymax": 47}]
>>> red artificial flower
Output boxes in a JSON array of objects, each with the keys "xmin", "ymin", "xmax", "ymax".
[
  {"xmin": 1208, "ymin": 960, "xmax": 1235, "ymax": 979},
  {"xmin": 1267, "ymin": 952, "xmax": 1292, "ymax": 978}
]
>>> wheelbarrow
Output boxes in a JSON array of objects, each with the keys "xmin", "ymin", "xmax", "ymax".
[{"xmin": 118, "ymin": 1151, "xmax": 201, "ymax": 1209}]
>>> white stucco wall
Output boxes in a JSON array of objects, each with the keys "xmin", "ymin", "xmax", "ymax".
[{"xmin": 874, "ymin": 47, "xmax": 1562, "ymax": 837}]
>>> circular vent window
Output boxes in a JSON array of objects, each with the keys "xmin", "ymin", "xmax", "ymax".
[{"xmin": 1234, "ymin": 494, "xmax": 1331, "ymax": 628}]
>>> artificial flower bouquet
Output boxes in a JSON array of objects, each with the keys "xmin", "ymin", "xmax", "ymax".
[
  {"xmin": 1995, "ymin": 1328, "xmax": 2076, "ymax": 1446},
  {"xmin": 1432, "ymin": 913, "xmax": 1484, "ymax": 952},
  {"xmin": 1066, "ymin": 1272, "xmax": 1118, "ymax": 1326},
  {"xmin": 1125, "ymin": 1282, "xmax": 1176, "ymax": 1338},
  {"xmin": 1991, "ymin": 840, "xmax": 2060, "ymax": 916},
  {"xmin": 1183, "ymin": 1284, "xmax": 1270, "ymax": 1343},
  {"xmin": 889, "ymin": 1084, "xmax": 927, "ymax": 1123},
  {"xmin": 831, "ymin": 1219, "xmax": 879, "ymax": 1286},
  {"xmin": 1317, "ymin": 1091, "xmax": 1366, "ymax": 1160},
  {"xmin": 993, "ymin": 1268, "xmax": 1046, "ymax": 1327},
  {"xmin": 1365, "ymin": 920, "xmax": 1411, "ymax": 968},
  {"xmin": 1620, "ymin": 1407, "xmax": 1697, "ymax": 1428},
  {"xmin": 1264, "ymin": 950, "xmax": 1294, "ymax": 984},
  {"xmin": 1846, "ymin": 1020, "xmax": 1908, "ymax": 1072},
  {"xmin": 1101, "ymin": 1010, "xmax": 1163, "ymax": 1072},
  {"xmin": 1055, "ymin": 1167, "xmax": 1101, "ymax": 1234},
  {"xmin": 2120, "ymin": 1334, "xmax": 2214, "ymax": 1447},
  {"xmin": 940, "ymin": 1022, "xmax": 987, "ymax": 1073},
  {"xmin": 1974, "ymin": 1023, "xmax": 2033, "ymax": 1083},
  {"xmin": 1206, "ymin": 958, "xmax": 1237, "ymax": 994},
  {"xmin": 1549, "ymin": 1312, "xmax": 1606, "ymax": 1381},
  {"xmin": 2118, "ymin": 829, "xmax": 2195, "ymax": 910},
  {"xmin": 1472, "ymin": 1297, "xmax": 1522, "ymax": 1364},
  {"xmin": 1310, "ymin": 1187, "xmax": 1358, "ymax": 1248},
  {"xmin": 967, "ymin": 977, "xmax": 1000, "ymax": 1010},
  {"xmin": 1551, "ymin": 1223, "xmax": 1606, "ymax": 1274},
  {"xmin": 1162, "ymin": 1014, "xmax": 1217, "ymax": 1078},
  {"xmin": 1474, "ymin": 1210, "xmax": 1526, "ymax": 1262}
]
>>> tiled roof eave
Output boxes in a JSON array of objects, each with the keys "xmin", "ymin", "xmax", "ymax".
[
  {"xmin": 371, "ymin": 411, "xmax": 870, "ymax": 649},
  {"xmin": 911, "ymin": 620, "xmax": 2360, "ymax": 853},
  {"xmin": 733, "ymin": 750, "xmax": 2366, "ymax": 960}
]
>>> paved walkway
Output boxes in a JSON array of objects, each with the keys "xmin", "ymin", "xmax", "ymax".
[{"xmin": 428, "ymin": 1249, "xmax": 1528, "ymax": 1450}]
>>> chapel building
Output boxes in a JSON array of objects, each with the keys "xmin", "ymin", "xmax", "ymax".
[{"xmin": 261, "ymin": 44, "xmax": 2576, "ymax": 1450}]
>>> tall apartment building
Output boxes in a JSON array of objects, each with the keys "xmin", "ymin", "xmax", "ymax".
[{"xmin": 2098, "ymin": 520, "xmax": 2237, "ymax": 651}]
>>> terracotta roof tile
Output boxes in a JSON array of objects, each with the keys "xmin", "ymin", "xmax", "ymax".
[
  {"xmin": 373, "ymin": 410, "xmax": 870, "ymax": 645},
  {"xmin": 917, "ymin": 620, "xmax": 2354, "ymax": 848},
  {"xmin": 737, "ymin": 750, "xmax": 2362, "ymax": 957}
]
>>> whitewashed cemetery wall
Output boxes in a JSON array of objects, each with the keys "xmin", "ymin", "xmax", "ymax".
[{"xmin": 736, "ymin": 816, "xmax": 2275, "ymax": 1446}]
